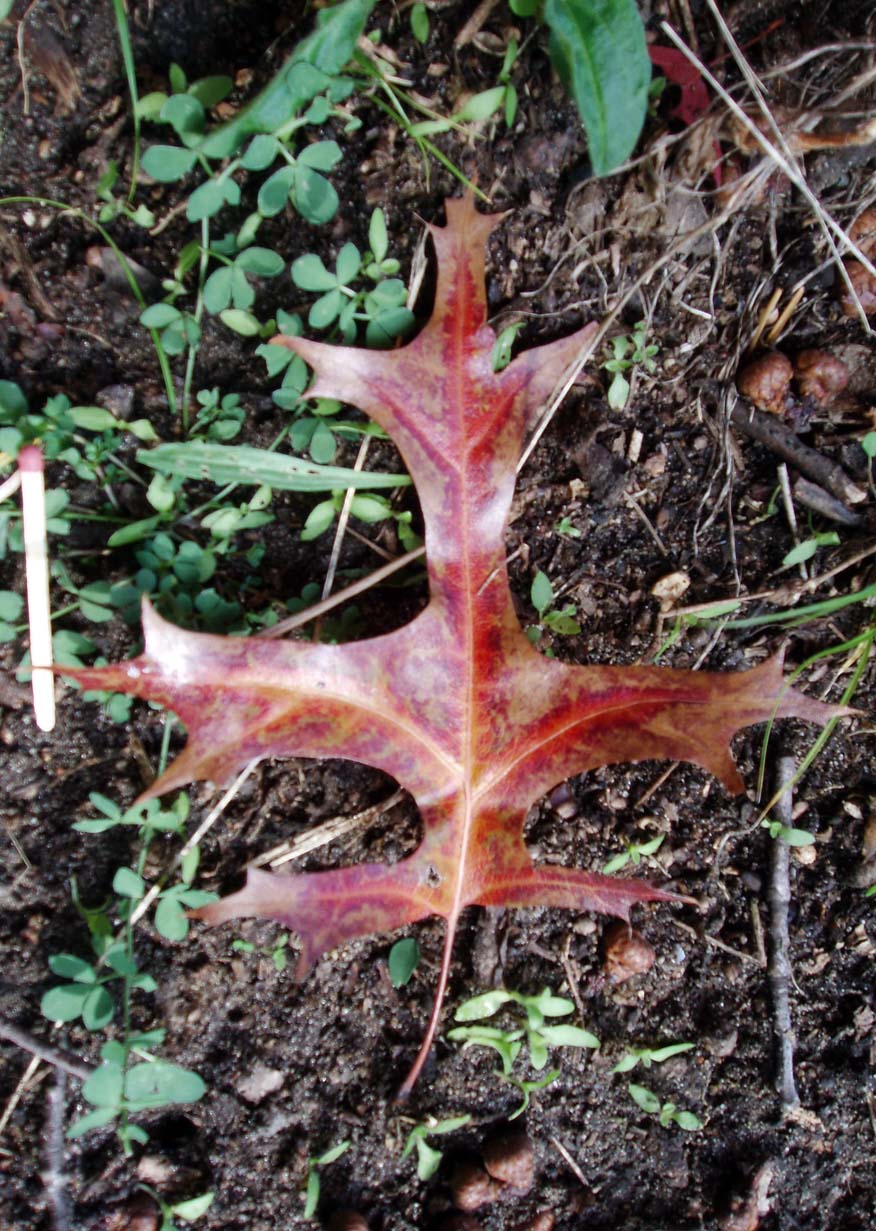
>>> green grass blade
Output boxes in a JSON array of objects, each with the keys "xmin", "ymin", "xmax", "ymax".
[{"xmin": 137, "ymin": 442, "xmax": 411, "ymax": 493}]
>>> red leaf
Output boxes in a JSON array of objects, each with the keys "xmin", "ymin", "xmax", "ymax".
[
  {"xmin": 69, "ymin": 196, "xmax": 845, "ymax": 1091},
  {"xmin": 648, "ymin": 45, "xmax": 712, "ymax": 128}
]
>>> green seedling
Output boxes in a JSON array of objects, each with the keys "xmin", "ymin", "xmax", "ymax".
[
  {"xmin": 491, "ymin": 321, "xmax": 525, "ymax": 372},
  {"xmin": 760, "ymin": 817, "xmax": 816, "ymax": 847},
  {"xmin": 602, "ymin": 833, "xmax": 665, "ymax": 874},
  {"xmin": 555, "ymin": 515, "xmax": 582, "ymax": 538},
  {"xmin": 627, "ymin": 1083, "xmax": 702, "ymax": 1131},
  {"xmin": 604, "ymin": 321, "xmax": 659, "ymax": 410},
  {"xmin": 401, "ymin": 1115, "xmax": 472, "ymax": 1181},
  {"xmin": 288, "ymin": 209, "xmax": 414, "ymax": 347},
  {"xmin": 388, "ymin": 937, "xmax": 420, "ymax": 987},
  {"xmin": 504, "ymin": 1068, "xmax": 562, "ymax": 1120},
  {"xmin": 232, "ymin": 932, "xmax": 291, "ymax": 973},
  {"xmin": 138, "ymin": 1187, "xmax": 214, "ymax": 1231},
  {"xmin": 304, "ymin": 1140, "xmax": 351, "ymax": 1217},
  {"xmin": 612, "ymin": 1041, "xmax": 694, "ymax": 1074},
  {"xmin": 410, "ymin": 2, "xmax": 429, "ymax": 42},
  {"xmin": 450, "ymin": 986, "xmax": 599, "ymax": 1072},
  {"xmin": 527, "ymin": 569, "xmax": 581, "ymax": 642},
  {"xmin": 781, "ymin": 531, "xmax": 840, "ymax": 569},
  {"xmin": 73, "ymin": 1046, "xmax": 206, "ymax": 1153}
]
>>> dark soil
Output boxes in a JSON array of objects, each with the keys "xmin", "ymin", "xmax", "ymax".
[{"xmin": 2, "ymin": 3, "xmax": 876, "ymax": 1230}]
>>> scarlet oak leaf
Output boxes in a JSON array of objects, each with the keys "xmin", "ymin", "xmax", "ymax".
[{"xmin": 69, "ymin": 196, "xmax": 845, "ymax": 1091}]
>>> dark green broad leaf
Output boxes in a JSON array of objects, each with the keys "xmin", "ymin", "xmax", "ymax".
[
  {"xmin": 543, "ymin": 0, "xmax": 649, "ymax": 176},
  {"xmin": 137, "ymin": 441, "xmax": 412, "ymax": 493}
]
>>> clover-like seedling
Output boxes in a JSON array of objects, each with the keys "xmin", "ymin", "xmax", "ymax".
[{"xmin": 527, "ymin": 570, "xmax": 581, "ymax": 643}]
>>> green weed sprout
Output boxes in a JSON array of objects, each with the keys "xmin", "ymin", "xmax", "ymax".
[
  {"xmin": 528, "ymin": 570, "xmax": 582, "ymax": 642},
  {"xmin": 401, "ymin": 1115, "xmax": 472, "ymax": 1181},
  {"xmin": 449, "ymin": 986, "xmax": 599, "ymax": 1073},
  {"xmin": 138, "ymin": 1187, "xmax": 214, "ymax": 1231},
  {"xmin": 612, "ymin": 1041, "xmax": 694, "ymax": 1074},
  {"xmin": 604, "ymin": 321, "xmax": 659, "ymax": 410},
  {"xmin": 603, "ymin": 833, "xmax": 665, "ymax": 874},
  {"xmin": 627, "ymin": 1083, "xmax": 702, "ymax": 1132},
  {"xmin": 303, "ymin": 1140, "xmax": 351, "ymax": 1218}
]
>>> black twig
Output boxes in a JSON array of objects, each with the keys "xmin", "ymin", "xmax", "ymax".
[{"xmin": 0, "ymin": 1017, "xmax": 92, "ymax": 1081}]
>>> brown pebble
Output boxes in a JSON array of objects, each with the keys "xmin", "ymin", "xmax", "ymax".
[
  {"xmin": 838, "ymin": 260, "xmax": 876, "ymax": 317},
  {"xmin": 482, "ymin": 1128, "xmax": 534, "ymax": 1192},
  {"xmin": 736, "ymin": 352, "xmax": 793, "ymax": 415},
  {"xmin": 793, "ymin": 350, "xmax": 849, "ymax": 403},
  {"xmin": 327, "ymin": 1212, "xmax": 370, "ymax": 1231},
  {"xmin": 450, "ymin": 1161, "xmax": 503, "ymax": 1211},
  {"xmin": 511, "ymin": 1213, "xmax": 555, "ymax": 1231},
  {"xmin": 602, "ymin": 920, "xmax": 656, "ymax": 982},
  {"xmin": 848, "ymin": 208, "xmax": 876, "ymax": 257}
]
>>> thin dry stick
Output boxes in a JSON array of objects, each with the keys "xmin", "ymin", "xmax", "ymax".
[
  {"xmin": 0, "ymin": 1054, "xmax": 42, "ymax": 1141},
  {"xmin": 768, "ymin": 753, "xmax": 801, "ymax": 1111},
  {"xmin": 128, "ymin": 757, "xmax": 260, "ymax": 928},
  {"xmin": 0, "ymin": 1018, "xmax": 91, "ymax": 1081},
  {"xmin": 519, "ymin": 195, "xmax": 748, "ymax": 473},
  {"xmin": 661, "ymin": 14, "xmax": 876, "ymax": 326},
  {"xmin": 322, "ymin": 436, "xmax": 371, "ymax": 603},
  {"xmin": 549, "ymin": 1135, "xmax": 589, "ymax": 1189},
  {"xmin": 256, "ymin": 545, "xmax": 425, "ymax": 641}
]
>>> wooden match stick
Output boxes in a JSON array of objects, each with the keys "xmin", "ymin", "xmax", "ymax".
[{"xmin": 18, "ymin": 445, "xmax": 55, "ymax": 732}]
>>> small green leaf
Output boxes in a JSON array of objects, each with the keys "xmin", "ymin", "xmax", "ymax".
[
  {"xmin": 68, "ymin": 406, "xmax": 119, "ymax": 432},
  {"xmin": 369, "ymin": 208, "xmax": 389, "ymax": 263},
  {"xmin": 628, "ymin": 1083, "xmax": 662, "ymax": 1114},
  {"xmin": 292, "ymin": 166, "xmax": 338, "ymax": 225},
  {"xmin": 113, "ymin": 866, "xmax": 146, "ymax": 899},
  {"xmin": 139, "ymin": 303, "xmax": 182, "ymax": 329},
  {"xmin": 0, "ymin": 590, "xmax": 23, "ymax": 621},
  {"xmin": 236, "ymin": 247, "xmax": 285, "ymax": 277},
  {"xmin": 203, "ymin": 266, "xmax": 233, "ymax": 313},
  {"xmin": 48, "ymin": 953, "xmax": 96, "ymax": 981},
  {"xmin": 530, "ymin": 570, "xmax": 554, "ymax": 615},
  {"xmin": 388, "ymin": 937, "xmax": 420, "ymax": 988},
  {"xmin": 82, "ymin": 984, "xmax": 115, "ymax": 1030},
  {"xmin": 258, "ymin": 165, "xmax": 296, "ymax": 216},
  {"xmin": 171, "ymin": 1192, "xmax": 215, "ymax": 1221},
  {"xmin": 673, "ymin": 1110, "xmax": 702, "ymax": 1131},
  {"xmin": 538, "ymin": 1024, "xmax": 600, "ymax": 1049},
  {"xmin": 241, "ymin": 134, "xmax": 281, "ymax": 171},
  {"xmin": 292, "ymin": 252, "xmax": 338, "ymax": 292},
  {"xmin": 40, "ymin": 983, "xmax": 91, "ymax": 1022},
  {"xmin": 124, "ymin": 1061, "xmax": 206, "ymax": 1108},
  {"xmin": 82, "ymin": 1060, "xmax": 124, "ymax": 1108},
  {"xmin": 415, "ymin": 1138, "xmax": 443, "ymax": 1180},
  {"xmin": 155, "ymin": 894, "xmax": 189, "ymax": 941},
  {"xmin": 220, "ymin": 309, "xmax": 262, "ymax": 336},
  {"xmin": 454, "ymin": 989, "xmax": 512, "ymax": 1021},
  {"xmin": 410, "ymin": 3, "xmax": 429, "ymax": 42},
  {"xmin": 141, "ymin": 144, "xmax": 198, "ymax": 182},
  {"xmin": 66, "ymin": 1106, "xmax": 118, "ymax": 1138}
]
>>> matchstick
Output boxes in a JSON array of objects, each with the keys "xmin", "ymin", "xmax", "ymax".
[{"xmin": 18, "ymin": 446, "xmax": 55, "ymax": 732}]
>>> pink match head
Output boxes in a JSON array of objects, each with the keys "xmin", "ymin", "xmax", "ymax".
[{"xmin": 17, "ymin": 445, "xmax": 44, "ymax": 473}]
